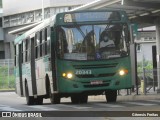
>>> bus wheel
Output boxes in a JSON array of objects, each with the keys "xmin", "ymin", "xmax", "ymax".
[
  {"xmin": 79, "ymin": 94, "xmax": 88, "ymax": 103},
  {"xmin": 36, "ymin": 97, "xmax": 43, "ymax": 105},
  {"xmin": 71, "ymin": 95, "xmax": 79, "ymax": 104},
  {"xmin": 25, "ymin": 82, "xmax": 35, "ymax": 105},
  {"xmin": 105, "ymin": 90, "xmax": 117, "ymax": 102},
  {"xmin": 49, "ymin": 86, "xmax": 60, "ymax": 104}
]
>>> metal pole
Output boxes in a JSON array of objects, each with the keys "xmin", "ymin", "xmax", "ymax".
[
  {"xmin": 143, "ymin": 68, "xmax": 146, "ymax": 95},
  {"xmin": 153, "ymin": 68, "xmax": 156, "ymax": 91},
  {"xmin": 127, "ymin": 89, "xmax": 129, "ymax": 95},
  {"xmin": 134, "ymin": 43, "xmax": 138, "ymax": 95},
  {"xmin": 155, "ymin": 19, "xmax": 160, "ymax": 93},
  {"xmin": 8, "ymin": 59, "xmax": 10, "ymax": 88},
  {"xmin": 118, "ymin": 90, "xmax": 120, "ymax": 95},
  {"xmin": 42, "ymin": 0, "xmax": 44, "ymax": 20},
  {"xmin": 121, "ymin": 0, "xmax": 124, "ymax": 5}
]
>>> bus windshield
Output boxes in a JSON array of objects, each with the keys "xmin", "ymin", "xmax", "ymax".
[{"xmin": 57, "ymin": 23, "xmax": 130, "ymax": 60}]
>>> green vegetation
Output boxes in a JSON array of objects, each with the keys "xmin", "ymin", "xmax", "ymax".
[
  {"xmin": 137, "ymin": 61, "xmax": 153, "ymax": 78},
  {"xmin": 0, "ymin": 66, "xmax": 15, "ymax": 90},
  {"xmin": 137, "ymin": 61, "xmax": 154, "ymax": 86},
  {"xmin": 137, "ymin": 61, "xmax": 153, "ymax": 73},
  {"xmin": 0, "ymin": 0, "xmax": 2, "ymax": 8}
]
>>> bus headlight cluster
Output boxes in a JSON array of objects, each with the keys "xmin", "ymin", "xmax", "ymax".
[
  {"xmin": 62, "ymin": 72, "xmax": 73, "ymax": 79},
  {"xmin": 119, "ymin": 69, "xmax": 128, "ymax": 76}
]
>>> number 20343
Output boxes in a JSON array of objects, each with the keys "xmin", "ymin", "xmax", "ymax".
[{"xmin": 75, "ymin": 70, "xmax": 92, "ymax": 75}]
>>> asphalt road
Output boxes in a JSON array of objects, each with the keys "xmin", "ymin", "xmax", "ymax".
[{"xmin": 0, "ymin": 92, "xmax": 160, "ymax": 119}]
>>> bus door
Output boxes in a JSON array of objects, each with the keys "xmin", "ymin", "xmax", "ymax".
[
  {"xmin": 18, "ymin": 44, "xmax": 23, "ymax": 96},
  {"xmin": 30, "ymin": 36, "xmax": 37, "ymax": 96}
]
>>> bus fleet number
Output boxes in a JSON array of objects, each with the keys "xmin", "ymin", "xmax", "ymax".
[{"xmin": 75, "ymin": 70, "xmax": 92, "ymax": 75}]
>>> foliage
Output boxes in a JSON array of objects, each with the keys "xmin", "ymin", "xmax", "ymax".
[
  {"xmin": 137, "ymin": 60, "xmax": 153, "ymax": 79},
  {"xmin": 137, "ymin": 61, "xmax": 153, "ymax": 73},
  {"xmin": 0, "ymin": 66, "xmax": 15, "ymax": 89}
]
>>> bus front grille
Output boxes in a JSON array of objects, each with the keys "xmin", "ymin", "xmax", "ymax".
[
  {"xmin": 73, "ymin": 63, "xmax": 118, "ymax": 69},
  {"xmin": 76, "ymin": 73, "xmax": 115, "ymax": 78}
]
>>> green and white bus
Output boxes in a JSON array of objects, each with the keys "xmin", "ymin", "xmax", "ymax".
[{"xmin": 14, "ymin": 10, "xmax": 133, "ymax": 105}]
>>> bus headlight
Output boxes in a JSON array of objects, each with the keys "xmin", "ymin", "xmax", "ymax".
[
  {"xmin": 62, "ymin": 72, "xmax": 73, "ymax": 79},
  {"xmin": 67, "ymin": 73, "xmax": 73, "ymax": 79},
  {"xmin": 119, "ymin": 69, "xmax": 128, "ymax": 76}
]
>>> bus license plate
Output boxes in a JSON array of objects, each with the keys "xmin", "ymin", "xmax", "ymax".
[{"xmin": 90, "ymin": 80, "xmax": 103, "ymax": 85}]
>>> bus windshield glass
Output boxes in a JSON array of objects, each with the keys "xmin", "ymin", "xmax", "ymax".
[{"xmin": 57, "ymin": 24, "xmax": 130, "ymax": 60}]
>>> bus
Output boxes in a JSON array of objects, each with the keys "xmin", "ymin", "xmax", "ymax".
[{"xmin": 14, "ymin": 10, "xmax": 133, "ymax": 105}]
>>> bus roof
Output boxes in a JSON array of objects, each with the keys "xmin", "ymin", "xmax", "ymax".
[
  {"xmin": 14, "ymin": 15, "xmax": 56, "ymax": 45},
  {"xmin": 14, "ymin": 9, "xmax": 127, "ymax": 45}
]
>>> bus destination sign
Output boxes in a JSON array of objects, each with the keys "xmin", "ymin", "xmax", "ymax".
[{"xmin": 64, "ymin": 11, "xmax": 121, "ymax": 23}]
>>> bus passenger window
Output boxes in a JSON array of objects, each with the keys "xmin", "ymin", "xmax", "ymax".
[
  {"xmin": 14, "ymin": 45, "xmax": 16, "ymax": 66},
  {"xmin": 15, "ymin": 46, "xmax": 18, "ymax": 66},
  {"xmin": 27, "ymin": 39, "xmax": 31, "ymax": 61},
  {"xmin": 25, "ymin": 39, "xmax": 28, "ymax": 62},
  {"xmin": 35, "ymin": 33, "xmax": 39, "ymax": 58},
  {"xmin": 47, "ymin": 27, "xmax": 51, "ymax": 54},
  {"xmin": 40, "ymin": 31, "xmax": 43, "ymax": 57},
  {"xmin": 22, "ymin": 42, "xmax": 24, "ymax": 63},
  {"xmin": 44, "ymin": 28, "xmax": 47, "ymax": 55}
]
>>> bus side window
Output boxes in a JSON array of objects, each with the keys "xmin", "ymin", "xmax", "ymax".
[
  {"xmin": 42, "ymin": 29, "xmax": 46, "ymax": 56},
  {"xmin": 44, "ymin": 28, "xmax": 47, "ymax": 55},
  {"xmin": 14, "ymin": 45, "xmax": 16, "ymax": 66},
  {"xmin": 40, "ymin": 31, "xmax": 43, "ymax": 57},
  {"xmin": 27, "ymin": 39, "xmax": 31, "ymax": 62},
  {"xmin": 22, "ymin": 41, "xmax": 24, "ymax": 63},
  {"xmin": 25, "ymin": 39, "xmax": 28, "ymax": 62},
  {"xmin": 47, "ymin": 27, "xmax": 51, "ymax": 54},
  {"xmin": 16, "ymin": 45, "xmax": 19, "ymax": 66},
  {"xmin": 35, "ymin": 32, "xmax": 39, "ymax": 59},
  {"xmin": 29, "ymin": 39, "xmax": 31, "ymax": 61}
]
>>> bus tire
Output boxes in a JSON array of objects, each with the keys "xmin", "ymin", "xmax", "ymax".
[
  {"xmin": 25, "ymin": 82, "xmax": 35, "ymax": 105},
  {"xmin": 49, "ymin": 85, "xmax": 60, "ymax": 104},
  {"xmin": 79, "ymin": 94, "xmax": 88, "ymax": 103},
  {"xmin": 36, "ymin": 97, "xmax": 43, "ymax": 105},
  {"xmin": 71, "ymin": 95, "xmax": 79, "ymax": 104},
  {"xmin": 45, "ymin": 75, "xmax": 50, "ymax": 98},
  {"xmin": 105, "ymin": 90, "xmax": 117, "ymax": 102}
]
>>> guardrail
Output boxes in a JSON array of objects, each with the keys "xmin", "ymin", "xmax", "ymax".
[
  {"xmin": 136, "ymin": 68, "xmax": 157, "ymax": 95},
  {"xmin": 117, "ymin": 68, "xmax": 158, "ymax": 96}
]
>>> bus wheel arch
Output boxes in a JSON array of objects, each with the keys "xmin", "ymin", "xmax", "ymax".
[
  {"xmin": 45, "ymin": 75, "xmax": 61, "ymax": 104},
  {"xmin": 25, "ymin": 79, "xmax": 35, "ymax": 105},
  {"xmin": 45, "ymin": 74, "xmax": 50, "ymax": 98},
  {"xmin": 24, "ymin": 79, "xmax": 28, "ymax": 96},
  {"xmin": 49, "ymin": 88, "xmax": 60, "ymax": 104}
]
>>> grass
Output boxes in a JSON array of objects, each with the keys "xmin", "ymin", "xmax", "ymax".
[
  {"xmin": 0, "ymin": 66, "xmax": 15, "ymax": 90},
  {"xmin": 0, "ymin": 88, "xmax": 15, "ymax": 91}
]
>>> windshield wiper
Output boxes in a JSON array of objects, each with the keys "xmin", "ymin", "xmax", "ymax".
[{"xmin": 73, "ymin": 22, "xmax": 85, "ymax": 38}]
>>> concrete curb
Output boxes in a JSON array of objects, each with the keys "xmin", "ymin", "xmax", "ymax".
[
  {"xmin": 0, "ymin": 90, "xmax": 15, "ymax": 92},
  {"xmin": 117, "ymin": 94, "xmax": 160, "ymax": 101},
  {"xmin": 88, "ymin": 94, "xmax": 160, "ymax": 101}
]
